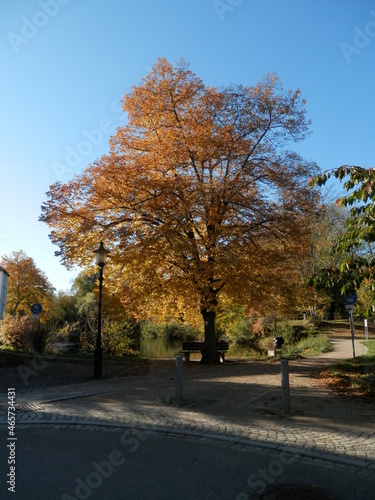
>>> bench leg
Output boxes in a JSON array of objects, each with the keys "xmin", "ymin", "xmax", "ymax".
[{"xmin": 218, "ymin": 352, "xmax": 225, "ymax": 362}]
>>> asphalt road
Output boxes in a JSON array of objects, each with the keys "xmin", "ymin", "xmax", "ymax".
[{"xmin": 1, "ymin": 427, "xmax": 374, "ymax": 500}]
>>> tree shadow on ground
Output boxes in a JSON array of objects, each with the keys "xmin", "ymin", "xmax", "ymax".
[{"xmin": 35, "ymin": 357, "xmax": 375, "ymax": 439}]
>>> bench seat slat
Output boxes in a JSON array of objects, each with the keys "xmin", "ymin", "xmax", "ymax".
[{"xmin": 181, "ymin": 341, "xmax": 229, "ymax": 361}]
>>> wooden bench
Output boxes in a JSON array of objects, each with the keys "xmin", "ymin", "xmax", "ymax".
[{"xmin": 181, "ymin": 341, "xmax": 229, "ymax": 362}]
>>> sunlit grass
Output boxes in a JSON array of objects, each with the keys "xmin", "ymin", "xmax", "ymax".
[
  {"xmin": 282, "ymin": 334, "xmax": 333, "ymax": 359},
  {"xmin": 324, "ymin": 340, "xmax": 375, "ymax": 400},
  {"xmin": 227, "ymin": 343, "xmax": 267, "ymax": 360},
  {"xmin": 362, "ymin": 340, "xmax": 375, "ymax": 356}
]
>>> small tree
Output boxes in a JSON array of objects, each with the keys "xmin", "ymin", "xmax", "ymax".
[{"xmin": 0, "ymin": 250, "xmax": 54, "ymax": 316}]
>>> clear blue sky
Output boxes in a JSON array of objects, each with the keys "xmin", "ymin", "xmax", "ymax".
[{"xmin": 1, "ymin": 0, "xmax": 374, "ymax": 292}]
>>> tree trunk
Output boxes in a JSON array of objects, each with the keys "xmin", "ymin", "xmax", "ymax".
[{"xmin": 200, "ymin": 309, "xmax": 220, "ymax": 364}]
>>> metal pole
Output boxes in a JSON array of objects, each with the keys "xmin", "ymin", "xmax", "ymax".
[
  {"xmin": 281, "ymin": 359, "xmax": 291, "ymax": 415},
  {"xmin": 349, "ymin": 308, "xmax": 356, "ymax": 359},
  {"xmin": 176, "ymin": 355, "xmax": 183, "ymax": 406},
  {"xmin": 364, "ymin": 319, "xmax": 368, "ymax": 342},
  {"xmin": 94, "ymin": 266, "xmax": 104, "ymax": 378}
]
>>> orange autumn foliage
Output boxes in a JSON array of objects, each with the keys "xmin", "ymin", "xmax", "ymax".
[
  {"xmin": 1, "ymin": 250, "xmax": 53, "ymax": 316},
  {"xmin": 41, "ymin": 58, "xmax": 320, "ymax": 362}
]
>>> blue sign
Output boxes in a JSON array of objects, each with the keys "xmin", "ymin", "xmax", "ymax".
[
  {"xmin": 31, "ymin": 303, "xmax": 42, "ymax": 315},
  {"xmin": 342, "ymin": 294, "xmax": 357, "ymax": 306}
]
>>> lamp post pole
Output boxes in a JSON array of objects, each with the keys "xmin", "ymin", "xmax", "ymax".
[
  {"xmin": 93, "ymin": 241, "xmax": 110, "ymax": 379},
  {"xmin": 94, "ymin": 264, "xmax": 104, "ymax": 378}
]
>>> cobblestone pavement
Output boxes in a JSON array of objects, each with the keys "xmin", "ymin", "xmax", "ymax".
[{"xmin": 1, "ymin": 337, "xmax": 374, "ymax": 478}]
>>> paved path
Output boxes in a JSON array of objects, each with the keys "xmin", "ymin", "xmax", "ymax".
[
  {"xmin": 0, "ymin": 336, "xmax": 374, "ymax": 498},
  {"xmin": 1, "ymin": 338, "xmax": 373, "ymax": 462},
  {"xmin": 315, "ymin": 336, "xmax": 368, "ymax": 360}
]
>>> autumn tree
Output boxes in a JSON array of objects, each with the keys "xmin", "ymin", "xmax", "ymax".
[
  {"xmin": 0, "ymin": 250, "xmax": 54, "ymax": 316},
  {"xmin": 41, "ymin": 58, "xmax": 320, "ymax": 363},
  {"xmin": 48, "ymin": 291, "xmax": 78, "ymax": 326},
  {"xmin": 311, "ymin": 165, "xmax": 375, "ymax": 308}
]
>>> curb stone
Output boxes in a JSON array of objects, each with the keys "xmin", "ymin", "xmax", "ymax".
[
  {"xmin": 2, "ymin": 418, "xmax": 373, "ymax": 478},
  {"xmin": 1, "ymin": 411, "xmax": 374, "ymax": 476}
]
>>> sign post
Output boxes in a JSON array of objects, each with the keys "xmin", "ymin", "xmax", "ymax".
[
  {"xmin": 31, "ymin": 303, "xmax": 42, "ymax": 319},
  {"xmin": 343, "ymin": 295, "xmax": 357, "ymax": 360},
  {"xmin": 30, "ymin": 303, "xmax": 43, "ymax": 351}
]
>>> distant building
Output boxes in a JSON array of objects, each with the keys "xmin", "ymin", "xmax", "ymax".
[{"xmin": 0, "ymin": 266, "xmax": 9, "ymax": 319}]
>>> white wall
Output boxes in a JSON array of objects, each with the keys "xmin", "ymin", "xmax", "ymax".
[{"xmin": 0, "ymin": 268, "xmax": 9, "ymax": 319}]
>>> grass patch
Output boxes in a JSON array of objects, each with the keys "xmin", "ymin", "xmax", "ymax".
[
  {"xmin": 282, "ymin": 334, "xmax": 333, "ymax": 360},
  {"xmin": 362, "ymin": 340, "xmax": 375, "ymax": 356},
  {"xmin": 323, "ymin": 340, "xmax": 375, "ymax": 401},
  {"xmin": 0, "ymin": 345, "xmax": 17, "ymax": 352},
  {"xmin": 228, "ymin": 343, "xmax": 267, "ymax": 359}
]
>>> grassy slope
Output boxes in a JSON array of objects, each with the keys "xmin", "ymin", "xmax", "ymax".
[
  {"xmin": 319, "ymin": 320, "xmax": 375, "ymax": 401},
  {"xmin": 282, "ymin": 334, "xmax": 333, "ymax": 359}
]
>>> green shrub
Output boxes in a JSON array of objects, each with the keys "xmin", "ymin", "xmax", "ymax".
[
  {"xmin": 102, "ymin": 318, "xmax": 141, "ymax": 356},
  {"xmin": 140, "ymin": 320, "xmax": 199, "ymax": 341},
  {"xmin": 226, "ymin": 316, "xmax": 255, "ymax": 344},
  {"xmin": 163, "ymin": 322, "xmax": 199, "ymax": 340},
  {"xmin": 80, "ymin": 317, "xmax": 141, "ymax": 356},
  {"xmin": 276, "ymin": 321, "xmax": 312, "ymax": 345},
  {"xmin": 216, "ymin": 305, "xmax": 255, "ymax": 344},
  {"xmin": 140, "ymin": 320, "xmax": 165, "ymax": 338},
  {"xmin": 0, "ymin": 315, "xmax": 33, "ymax": 350}
]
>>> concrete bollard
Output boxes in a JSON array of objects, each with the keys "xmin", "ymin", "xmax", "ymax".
[
  {"xmin": 176, "ymin": 355, "xmax": 183, "ymax": 406},
  {"xmin": 281, "ymin": 359, "xmax": 291, "ymax": 415}
]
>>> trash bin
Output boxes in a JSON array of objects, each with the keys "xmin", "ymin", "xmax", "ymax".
[{"xmin": 273, "ymin": 336, "xmax": 284, "ymax": 354}]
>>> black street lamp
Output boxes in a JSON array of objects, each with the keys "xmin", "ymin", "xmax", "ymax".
[{"xmin": 93, "ymin": 241, "xmax": 110, "ymax": 378}]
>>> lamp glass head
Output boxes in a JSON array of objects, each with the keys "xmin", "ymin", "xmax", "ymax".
[{"xmin": 94, "ymin": 241, "xmax": 110, "ymax": 267}]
